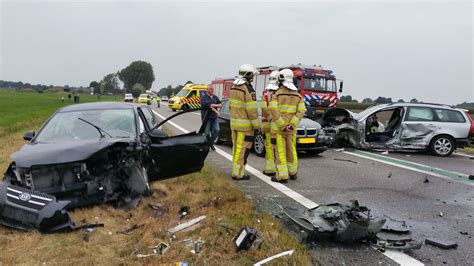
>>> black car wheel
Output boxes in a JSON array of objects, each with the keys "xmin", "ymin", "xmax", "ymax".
[
  {"xmin": 253, "ymin": 133, "xmax": 265, "ymax": 157},
  {"xmin": 182, "ymin": 104, "xmax": 189, "ymax": 111},
  {"xmin": 429, "ymin": 135, "xmax": 455, "ymax": 157}
]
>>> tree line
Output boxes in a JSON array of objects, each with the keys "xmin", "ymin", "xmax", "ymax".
[{"xmin": 340, "ymin": 95, "xmax": 420, "ymax": 104}]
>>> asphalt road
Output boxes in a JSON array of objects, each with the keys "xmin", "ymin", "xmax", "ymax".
[{"xmin": 152, "ymin": 104, "xmax": 474, "ymax": 266}]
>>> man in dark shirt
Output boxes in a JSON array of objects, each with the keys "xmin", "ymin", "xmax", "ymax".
[{"xmin": 200, "ymin": 85, "xmax": 222, "ymax": 151}]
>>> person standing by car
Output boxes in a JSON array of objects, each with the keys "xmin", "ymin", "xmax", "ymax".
[
  {"xmin": 229, "ymin": 64, "xmax": 260, "ymax": 180},
  {"xmin": 269, "ymin": 69, "xmax": 306, "ymax": 183},
  {"xmin": 156, "ymin": 95, "xmax": 161, "ymax": 108},
  {"xmin": 201, "ymin": 85, "xmax": 222, "ymax": 151},
  {"xmin": 261, "ymin": 70, "xmax": 279, "ymax": 176}
]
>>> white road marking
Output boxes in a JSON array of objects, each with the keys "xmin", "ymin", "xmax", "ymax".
[
  {"xmin": 453, "ymin": 152, "xmax": 474, "ymax": 158},
  {"xmin": 343, "ymin": 151, "xmax": 473, "ymax": 187},
  {"xmin": 152, "ymin": 110, "xmax": 424, "ymax": 266}
]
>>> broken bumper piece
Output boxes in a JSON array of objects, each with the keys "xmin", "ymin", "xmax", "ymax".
[{"xmin": 0, "ymin": 183, "xmax": 75, "ymax": 233}]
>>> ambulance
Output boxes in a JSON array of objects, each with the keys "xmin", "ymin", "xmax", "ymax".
[{"xmin": 168, "ymin": 84, "xmax": 208, "ymax": 111}]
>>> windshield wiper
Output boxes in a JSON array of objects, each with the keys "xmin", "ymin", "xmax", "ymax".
[{"xmin": 78, "ymin": 118, "xmax": 113, "ymax": 138}]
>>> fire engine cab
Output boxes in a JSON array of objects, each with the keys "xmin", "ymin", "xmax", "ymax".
[{"xmin": 210, "ymin": 64, "xmax": 343, "ymax": 118}]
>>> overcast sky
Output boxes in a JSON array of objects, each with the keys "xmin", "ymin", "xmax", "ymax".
[{"xmin": 1, "ymin": 0, "xmax": 472, "ymax": 104}]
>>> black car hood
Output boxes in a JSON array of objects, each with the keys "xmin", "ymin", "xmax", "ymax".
[{"xmin": 11, "ymin": 139, "xmax": 134, "ymax": 168}]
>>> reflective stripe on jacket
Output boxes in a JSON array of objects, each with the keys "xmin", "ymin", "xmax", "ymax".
[
  {"xmin": 269, "ymin": 86, "xmax": 306, "ymax": 135},
  {"xmin": 229, "ymin": 82, "xmax": 260, "ymax": 131}
]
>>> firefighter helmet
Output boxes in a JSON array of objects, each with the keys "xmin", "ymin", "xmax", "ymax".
[
  {"xmin": 266, "ymin": 70, "xmax": 279, "ymax": 91},
  {"xmin": 238, "ymin": 64, "xmax": 257, "ymax": 82},
  {"xmin": 279, "ymin": 69, "xmax": 298, "ymax": 90}
]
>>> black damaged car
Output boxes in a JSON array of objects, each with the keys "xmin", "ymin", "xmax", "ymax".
[{"xmin": 0, "ymin": 102, "xmax": 210, "ymax": 232}]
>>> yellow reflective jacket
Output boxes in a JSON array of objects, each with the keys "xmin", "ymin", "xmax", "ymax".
[
  {"xmin": 269, "ymin": 86, "xmax": 306, "ymax": 135},
  {"xmin": 229, "ymin": 82, "xmax": 260, "ymax": 131},
  {"xmin": 261, "ymin": 94, "xmax": 272, "ymax": 134}
]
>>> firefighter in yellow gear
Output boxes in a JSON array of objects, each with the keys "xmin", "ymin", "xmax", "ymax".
[
  {"xmin": 261, "ymin": 70, "xmax": 279, "ymax": 176},
  {"xmin": 229, "ymin": 64, "xmax": 260, "ymax": 180},
  {"xmin": 269, "ymin": 69, "xmax": 306, "ymax": 183}
]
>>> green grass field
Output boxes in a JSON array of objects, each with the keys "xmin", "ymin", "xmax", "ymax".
[{"xmin": 0, "ymin": 90, "xmax": 119, "ymax": 137}]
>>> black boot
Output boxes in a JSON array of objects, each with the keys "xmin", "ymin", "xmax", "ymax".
[{"xmin": 290, "ymin": 174, "xmax": 297, "ymax": 180}]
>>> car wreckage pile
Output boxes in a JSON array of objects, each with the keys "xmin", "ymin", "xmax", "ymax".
[{"xmin": 282, "ymin": 200, "xmax": 422, "ymax": 252}]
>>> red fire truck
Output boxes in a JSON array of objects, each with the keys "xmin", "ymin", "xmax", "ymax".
[{"xmin": 210, "ymin": 64, "xmax": 343, "ymax": 118}]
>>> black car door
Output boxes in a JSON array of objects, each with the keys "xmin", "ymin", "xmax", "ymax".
[
  {"xmin": 218, "ymin": 99, "xmax": 231, "ymax": 142},
  {"xmin": 142, "ymin": 108, "xmax": 210, "ymax": 181}
]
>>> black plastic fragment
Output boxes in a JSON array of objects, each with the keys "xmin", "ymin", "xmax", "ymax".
[{"xmin": 425, "ymin": 238, "xmax": 458, "ymax": 249}]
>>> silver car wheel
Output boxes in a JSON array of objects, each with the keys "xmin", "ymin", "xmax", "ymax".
[{"xmin": 434, "ymin": 137, "xmax": 452, "ymax": 155}]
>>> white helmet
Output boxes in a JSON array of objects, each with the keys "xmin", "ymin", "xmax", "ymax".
[
  {"xmin": 265, "ymin": 70, "xmax": 279, "ymax": 91},
  {"xmin": 238, "ymin": 64, "xmax": 257, "ymax": 82},
  {"xmin": 279, "ymin": 69, "xmax": 298, "ymax": 91}
]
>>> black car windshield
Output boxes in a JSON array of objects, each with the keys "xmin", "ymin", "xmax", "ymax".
[
  {"xmin": 35, "ymin": 109, "xmax": 136, "ymax": 142},
  {"xmin": 303, "ymin": 75, "xmax": 336, "ymax": 92}
]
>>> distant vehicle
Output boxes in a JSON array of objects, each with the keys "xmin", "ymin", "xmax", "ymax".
[
  {"xmin": 0, "ymin": 102, "xmax": 210, "ymax": 232},
  {"xmin": 124, "ymin": 93, "xmax": 133, "ymax": 102},
  {"xmin": 137, "ymin": 94, "xmax": 151, "ymax": 105},
  {"xmin": 168, "ymin": 84, "xmax": 207, "ymax": 111},
  {"xmin": 215, "ymin": 99, "xmax": 328, "ymax": 156},
  {"xmin": 161, "ymin": 96, "xmax": 169, "ymax": 102},
  {"xmin": 319, "ymin": 103, "xmax": 474, "ymax": 156}
]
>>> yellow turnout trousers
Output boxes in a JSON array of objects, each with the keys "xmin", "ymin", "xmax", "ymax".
[
  {"xmin": 263, "ymin": 133, "xmax": 276, "ymax": 175},
  {"xmin": 272, "ymin": 132, "xmax": 298, "ymax": 180},
  {"xmin": 231, "ymin": 130, "xmax": 253, "ymax": 178}
]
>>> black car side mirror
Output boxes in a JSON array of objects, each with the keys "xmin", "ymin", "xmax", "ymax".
[
  {"xmin": 339, "ymin": 81, "xmax": 344, "ymax": 93},
  {"xmin": 23, "ymin": 130, "xmax": 35, "ymax": 141},
  {"xmin": 148, "ymin": 128, "xmax": 168, "ymax": 138}
]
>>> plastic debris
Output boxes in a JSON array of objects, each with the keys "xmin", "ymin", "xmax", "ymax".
[
  {"xmin": 334, "ymin": 158, "xmax": 358, "ymax": 164},
  {"xmin": 168, "ymin": 215, "xmax": 207, "ymax": 233},
  {"xmin": 253, "ymin": 250, "xmax": 295, "ymax": 266},
  {"xmin": 117, "ymin": 224, "xmax": 143, "ymax": 235},
  {"xmin": 425, "ymin": 238, "xmax": 457, "ymax": 249},
  {"xmin": 136, "ymin": 242, "xmax": 169, "ymax": 258},
  {"xmin": 233, "ymin": 226, "xmax": 263, "ymax": 252},
  {"xmin": 381, "ymin": 151, "xmax": 389, "ymax": 155},
  {"xmin": 178, "ymin": 206, "xmax": 191, "ymax": 219}
]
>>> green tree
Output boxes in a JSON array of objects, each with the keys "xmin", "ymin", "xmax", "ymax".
[
  {"xmin": 340, "ymin": 95, "xmax": 353, "ymax": 102},
  {"xmin": 362, "ymin": 98, "xmax": 373, "ymax": 103},
  {"xmin": 100, "ymin": 73, "xmax": 120, "ymax": 94},
  {"xmin": 89, "ymin": 81, "xmax": 100, "ymax": 94},
  {"xmin": 119, "ymin": 61, "xmax": 155, "ymax": 91},
  {"xmin": 131, "ymin": 83, "xmax": 145, "ymax": 98}
]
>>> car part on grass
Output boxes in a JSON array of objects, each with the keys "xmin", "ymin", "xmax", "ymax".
[
  {"xmin": 0, "ymin": 183, "xmax": 75, "ymax": 233},
  {"xmin": 168, "ymin": 215, "xmax": 207, "ymax": 233},
  {"xmin": 136, "ymin": 242, "xmax": 170, "ymax": 258},
  {"xmin": 233, "ymin": 226, "xmax": 263, "ymax": 252},
  {"xmin": 117, "ymin": 224, "xmax": 143, "ymax": 235},
  {"xmin": 148, "ymin": 203, "xmax": 168, "ymax": 218},
  {"xmin": 425, "ymin": 238, "xmax": 458, "ymax": 249},
  {"xmin": 254, "ymin": 250, "xmax": 295, "ymax": 266},
  {"xmin": 178, "ymin": 206, "xmax": 190, "ymax": 219}
]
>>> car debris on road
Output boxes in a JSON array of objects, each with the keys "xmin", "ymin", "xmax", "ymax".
[{"xmin": 282, "ymin": 200, "xmax": 422, "ymax": 251}]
